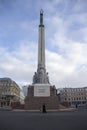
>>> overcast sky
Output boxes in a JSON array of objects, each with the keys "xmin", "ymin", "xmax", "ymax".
[{"xmin": 0, "ymin": 0, "xmax": 87, "ymax": 88}]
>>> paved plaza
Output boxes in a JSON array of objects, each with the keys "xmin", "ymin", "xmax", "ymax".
[{"xmin": 0, "ymin": 109, "xmax": 87, "ymax": 130}]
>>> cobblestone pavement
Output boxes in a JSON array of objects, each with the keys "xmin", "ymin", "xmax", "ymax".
[{"xmin": 0, "ymin": 109, "xmax": 87, "ymax": 130}]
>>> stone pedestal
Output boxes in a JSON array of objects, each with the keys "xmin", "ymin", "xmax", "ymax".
[{"xmin": 25, "ymin": 84, "xmax": 59, "ymax": 110}]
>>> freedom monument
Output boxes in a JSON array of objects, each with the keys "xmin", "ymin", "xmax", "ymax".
[{"xmin": 25, "ymin": 10, "xmax": 59, "ymax": 110}]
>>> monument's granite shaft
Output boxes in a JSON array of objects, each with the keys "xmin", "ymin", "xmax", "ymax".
[{"xmin": 33, "ymin": 10, "xmax": 49, "ymax": 84}]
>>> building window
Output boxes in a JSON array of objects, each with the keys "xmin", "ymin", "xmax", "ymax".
[
  {"xmin": 84, "ymin": 97, "xmax": 86, "ymax": 100},
  {"xmin": 79, "ymin": 97, "xmax": 81, "ymax": 100},
  {"xmin": 68, "ymin": 98, "xmax": 70, "ymax": 101}
]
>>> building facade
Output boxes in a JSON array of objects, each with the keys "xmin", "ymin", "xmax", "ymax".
[
  {"xmin": 58, "ymin": 87, "xmax": 87, "ymax": 107},
  {"xmin": 22, "ymin": 85, "xmax": 28, "ymax": 97},
  {"xmin": 0, "ymin": 78, "xmax": 20, "ymax": 108},
  {"xmin": 20, "ymin": 89, "xmax": 25, "ymax": 104}
]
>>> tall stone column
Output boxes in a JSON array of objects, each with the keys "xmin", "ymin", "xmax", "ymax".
[
  {"xmin": 38, "ymin": 9, "xmax": 45, "ymax": 69},
  {"xmin": 33, "ymin": 10, "xmax": 49, "ymax": 84}
]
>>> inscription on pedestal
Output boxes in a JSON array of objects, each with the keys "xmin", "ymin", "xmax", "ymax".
[{"xmin": 34, "ymin": 84, "xmax": 50, "ymax": 97}]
